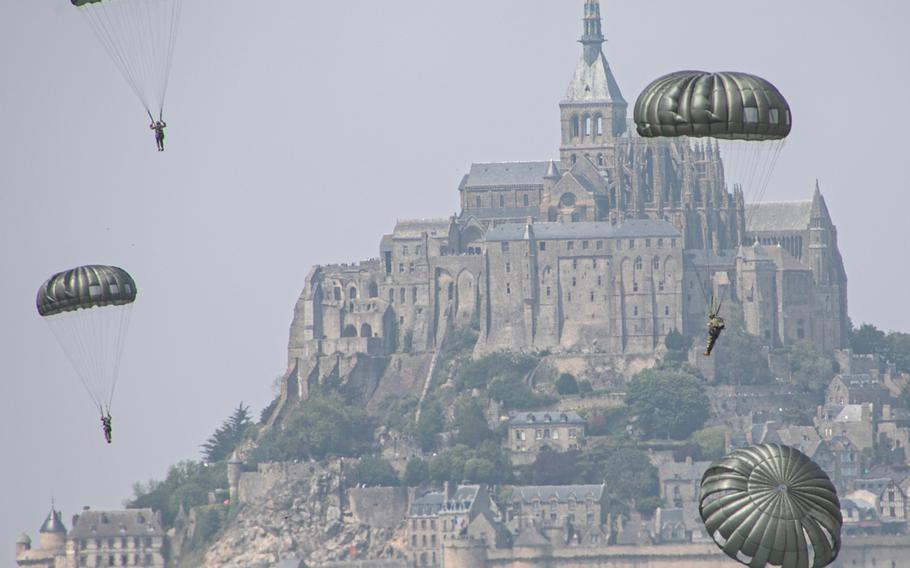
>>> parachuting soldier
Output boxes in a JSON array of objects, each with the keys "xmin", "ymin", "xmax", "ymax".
[
  {"xmin": 101, "ymin": 414, "xmax": 113, "ymax": 444},
  {"xmin": 150, "ymin": 120, "xmax": 167, "ymax": 151},
  {"xmin": 704, "ymin": 312, "xmax": 725, "ymax": 356}
]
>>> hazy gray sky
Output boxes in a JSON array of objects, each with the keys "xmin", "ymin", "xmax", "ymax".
[{"xmin": 2, "ymin": 0, "xmax": 908, "ymax": 558}]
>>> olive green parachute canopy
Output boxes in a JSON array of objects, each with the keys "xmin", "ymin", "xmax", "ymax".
[
  {"xmin": 634, "ymin": 71, "xmax": 791, "ymax": 141},
  {"xmin": 699, "ymin": 443, "xmax": 842, "ymax": 568},
  {"xmin": 37, "ymin": 265, "xmax": 137, "ymax": 317}
]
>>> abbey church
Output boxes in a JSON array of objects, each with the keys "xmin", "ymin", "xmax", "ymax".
[{"xmin": 283, "ymin": 0, "xmax": 848, "ymax": 393}]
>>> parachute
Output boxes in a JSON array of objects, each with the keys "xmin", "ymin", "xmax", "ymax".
[
  {"xmin": 37, "ymin": 265, "xmax": 137, "ymax": 416},
  {"xmin": 71, "ymin": 0, "xmax": 182, "ymax": 122},
  {"xmin": 634, "ymin": 71, "xmax": 792, "ymax": 334},
  {"xmin": 699, "ymin": 443, "xmax": 842, "ymax": 568}
]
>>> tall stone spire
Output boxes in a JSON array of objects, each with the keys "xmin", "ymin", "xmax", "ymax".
[{"xmin": 581, "ymin": 0, "xmax": 605, "ymax": 65}]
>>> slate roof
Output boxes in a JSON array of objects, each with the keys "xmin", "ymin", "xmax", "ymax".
[
  {"xmin": 460, "ymin": 206, "xmax": 540, "ymax": 221},
  {"xmin": 772, "ymin": 426, "xmax": 823, "ymax": 458},
  {"xmin": 513, "ymin": 526, "xmax": 550, "ymax": 547},
  {"xmin": 485, "ymin": 219, "xmax": 680, "ymax": 242},
  {"xmin": 684, "ymin": 249, "xmax": 737, "ymax": 270},
  {"xmin": 40, "ymin": 509, "xmax": 66, "ymax": 534},
  {"xmin": 658, "ymin": 460, "xmax": 711, "ymax": 483},
  {"xmin": 408, "ymin": 485, "xmax": 481, "ymax": 517},
  {"xmin": 745, "ymin": 201, "xmax": 812, "ymax": 233},
  {"xmin": 392, "ymin": 219, "xmax": 450, "ymax": 239},
  {"xmin": 563, "ymin": 52, "xmax": 625, "ymax": 103},
  {"xmin": 69, "ymin": 509, "xmax": 163, "ymax": 539},
  {"xmin": 508, "ymin": 411, "xmax": 585, "ymax": 426},
  {"xmin": 464, "ymin": 162, "xmax": 550, "ymax": 187},
  {"xmin": 511, "ymin": 485, "xmax": 604, "ymax": 504}
]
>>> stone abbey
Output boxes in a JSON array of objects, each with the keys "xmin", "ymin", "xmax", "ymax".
[{"xmin": 282, "ymin": 0, "xmax": 848, "ymax": 397}]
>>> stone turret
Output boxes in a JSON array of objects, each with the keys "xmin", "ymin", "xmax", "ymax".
[
  {"xmin": 228, "ymin": 450, "xmax": 242, "ymax": 502},
  {"xmin": 15, "ymin": 533, "xmax": 31, "ymax": 556},
  {"xmin": 38, "ymin": 506, "xmax": 66, "ymax": 553}
]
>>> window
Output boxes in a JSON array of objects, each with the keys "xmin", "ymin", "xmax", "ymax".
[
  {"xmin": 499, "ymin": 194, "xmax": 505, "ymax": 207},
  {"xmin": 657, "ymin": 238, "xmax": 663, "ymax": 248},
  {"xmin": 523, "ymin": 194, "xmax": 529, "ymax": 207},
  {"xmin": 671, "ymin": 238, "xmax": 677, "ymax": 248},
  {"xmin": 596, "ymin": 240, "xmax": 603, "ymax": 250},
  {"xmin": 553, "ymin": 430, "xmax": 560, "ymax": 439},
  {"xmin": 416, "ymin": 245, "xmax": 421, "ymax": 256},
  {"xmin": 597, "ymin": 275, "xmax": 602, "ymax": 286},
  {"xmin": 412, "ymin": 287, "xmax": 418, "ymax": 303},
  {"xmin": 571, "ymin": 154, "xmax": 577, "ymax": 165},
  {"xmin": 571, "ymin": 116, "xmax": 579, "ymax": 137},
  {"xmin": 539, "ymin": 242, "xmax": 546, "ymax": 251},
  {"xmin": 398, "ymin": 263, "xmax": 404, "ymax": 274},
  {"xmin": 573, "ymin": 259, "xmax": 578, "ymax": 270},
  {"xmin": 536, "ymin": 429, "xmax": 543, "ymax": 440},
  {"xmin": 501, "ymin": 241, "xmax": 510, "ymax": 253},
  {"xmin": 653, "ymin": 257, "xmax": 660, "ymax": 270},
  {"xmin": 596, "ymin": 115, "xmax": 603, "ymax": 135},
  {"xmin": 544, "ymin": 429, "xmax": 551, "ymax": 439},
  {"xmin": 629, "ymin": 239, "xmax": 635, "ymax": 249},
  {"xmin": 569, "ymin": 428, "xmax": 577, "ymax": 439},
  {"xmin": 590, "ymin": 291, "xmax": 595, "ymax": 302},
  {"xmin": 597, "ymin": 153, "xmax": 604, "ymax": 166},
  {"xmin": 567, "ymin": 292, "xmax": 572, "ymax": 301},
  {"xmin": 400, "ymin": 288, "xmax": 405, "ymax": 303},
  {"xmin": 634, "ymin": 257, "xmax": 643, "ymax": 270},
  {"xmin": 389, "ymin": 289, "xmax": 394, "ymax": 303},
  {"xmin": 572, "ymin": 277, "xmax": 577, "ymax": 287},
  {"xmin": 633, "ymin": 306, "xmax": 638, "ymax": 316},
  {"xmin": 506, "ymin": 262, "xmax": 511, "ymax": 273},
  {"xmin": 658, "ymin": 280, "xmax": 664, "ymax": 291},
  {"xmin": 475, "ymin": 196, "xmax": 481, "ymax": 207},
  {"xmin": 582, "ymin": 240, "xmax": 589, "ymax": 250},
  {"xmin": 584, "ymin": 116, "xmax": 592, "ymax": 136},
  {"xmin": 546, "ymin": 286, "xmax": 551, "ymax": 297},
  {"xmin": 645, "ymin": 238, "xmax": 651, "ymax": 248},
  {"xmin": 409, "ymin": 262, "xmax": 415, "ymax": 274},
  {"xmin": 665, "ymin": 306, "xmax": 670, "ymax": 315},
  {"xmin": 567, "ymin": 241, "xmax": 575, "ymax": 250},
  {"xmin": 506, "ymin": 283, "xmax": 511, "ymax": 294},
  {"xmin": 633, "ymin": 282, "xmax": 639, "ymax": 292},
  {"xmin": 592, "ymin": 259, "xmax": 597, "ymax": 269},
  {"xmin": 403, "ymin": 245, "xmax": 409, "ymax": 256}
]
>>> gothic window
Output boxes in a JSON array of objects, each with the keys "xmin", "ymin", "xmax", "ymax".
[
  {"xmin": 596, "ymin": 115, "xmax": 603, "ymax": 135},
  {"xmin": 546, "ymin": 286, "xmax": 551, "ymax": 297},
  {"xmin": 502, "ymin": 241, "xmax": 510, "ymax": 252},
  {"xmin": 633, "ymin": 282, "xmax": 639, "ymax": 292},
  {"xmin": 652, "ymin": 256, "xmax": 660, "ymax": 270},
  {"xmin": 506, "ymin": 262, "xmax": 511, "ymax": 273},
  {"xmin": 584, "ymin": 115, "xmax": 592, "ymax": 136},
  {"xmin": 523, "ymin": 193, "xmax": 529, "ymax": 206},
  {"xmin": 389, "ymin": 289, "xmax": 394, "ymax": 303},
  {"xmin": 475, "ymin": 195, "xmax": 481, "ymax": 208},
  {"xmin": 572, "ymin": 277, "xmax": 577, "ymax": 287},
  {"xmin": 597, "ymin": 153, "xmax": 604, "ymax": 166},
  {"xmin": 634, "ymin": 306, "xmax": 639, "ymax": 316},
  {"xmin": 400, "ymin": 288, "xmax": 406, "ymax": 303},
  {"xmin": 665, "ymin": 306, "xmax": 670, "ymax": 315},
  {"xmin": 634, "ymin": 257, "xmax": 643, "ymax": 270},
  {"xmin": 571, "ymin": 115, "xmax": 580, "ymax": 137},
  {"xmin": 539, "ymin": 241, "xmax": 546, "ymax": 251},
  {"xmin": 645, "ymin": 238, "xmax": 651, "ymax": 248},
  {"xmin": 369, "ymin": 281, "xmax": 379, "ymax": 298},
  {"xmin": 499, "ymin": 194, "xmax": 505, "ymax": 207},
  {"xmin": 506, "ymin": 283, "xmax": 511, "ymax": 294},
  {"xmin": 334, "ymin": 287, "xmax": 342, "ymax": 301}
]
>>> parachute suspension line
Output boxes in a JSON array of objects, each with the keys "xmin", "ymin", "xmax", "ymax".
[
  {"xmin": 159, "ymin": 0, "xmax": 183, "ymax": 120},
  {"xmin": 746, "ymin": 139, "xmax": 786, "ymax": 231},
  {"xmin": 105, "ymin": 304, "xmax": 134, "ymax": 414},
  {"xmin": 46, "ymin": 312, "xmax": 105, "ymax": 415},
  {"xmin": 81, "ymin": 8, "xmax": 151, "ymax": 117}
]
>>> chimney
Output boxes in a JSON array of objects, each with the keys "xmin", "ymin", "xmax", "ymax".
[
  {"xmin": 72, "ymin": 514, "xmax": 80, "ymax": 528},
  {"xmin": 685, "ymin": 456, "xmax": 692, "ymax": 465}
]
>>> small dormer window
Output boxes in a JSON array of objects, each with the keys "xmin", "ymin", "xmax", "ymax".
[
  {"xmin": 527, "ymin": 413, "xmax": 535, "ymax": 423},
  {"xmin": 561, "ymin": 414, "xmax": 568, "ymax": 423},
  {"xmin": 544, "ymin": 414, "xmax": 552, "ymax": 423}
]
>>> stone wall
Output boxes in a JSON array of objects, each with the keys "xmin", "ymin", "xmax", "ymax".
[
  {"xmin": 238, "ymin": 461, "xmax": 338, "ymax": 505},
  {"xmin": 347, "ymin": 487, "xmax": 409, "ymax": 530}
]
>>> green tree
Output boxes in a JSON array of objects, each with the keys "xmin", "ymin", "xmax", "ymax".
[
  {"xmin": 347, "ymin": 457, "xmax": 399, "ymax": 487},
  {"xmin": 201, "ymin": 403, "xmax": 253, "ymax": 462},
  {"xmin": 690, "ymin": 426, "xmax": 727, "ymax": 461},
  {"xmin": 714, "ymin": 329, "xmax": 772, "ymax": 385},
  {"xmin": 577, "ymin": 379, "xmax": 594, "ymax": 396},
  {"xmin": 575, "ymin": 445, "xmax": 659, "ymax": 504},
  {"xmin": 413, "ymin": 399, "xmax": 445, "ymax": 452},
  {"xmin": 248, "ymin": 394, "xmax": 374, "ymax": 463},
  {"xmin": 129, "ymin": 461, "xmax": 226, "ymax": 527},
  {"xmin": 403, "ymin": 459, "xmax": 430, "ymax": 487},
  {"xmin": 529, "ymin": 449, "xmax": 579, "ymax": 485},
  {"xmin": 788, "ymin": 341, "xmax": 835, "ymax": 395},
  {"xmin": 625, "ymin": 368, "xmax": 710, "ymax": 439},
  {"xmin": 453, "ymin": 397, "xmax": 495, "ymax": 446},
  {"xmin": 555, "ymin": 373, "xmax": 580, "ymax": 395},
  {"xmin": 884, "ymin": 332, "xmax": 910, "ymax": 373},
  {"xmin": 488, "ymin": 374, "xmax": 555, "ymax": 410},
  {"xmin": 665, "ymin": 328, "xmax": 692, "ymax": 352},
  {"xmin": 850, "ymin": 323, "xmax": 885, "ymax": 355}
]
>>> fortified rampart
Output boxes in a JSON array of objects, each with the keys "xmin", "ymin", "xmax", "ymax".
[{"xmin": 347, "ymin": 487, "xmax": 410, "ymax": 530}]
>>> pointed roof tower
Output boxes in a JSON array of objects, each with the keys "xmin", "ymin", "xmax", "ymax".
[
  {"xmin": 560, "ymin": 1, "xmax": 628, "ymax": 168},
  {"xmin": 39, "ymin": 507, "xmax": 66, "ymax": 534},
  {"xmin": 564, "ymin": 0, "xmax": 625, "ymax": 104}
]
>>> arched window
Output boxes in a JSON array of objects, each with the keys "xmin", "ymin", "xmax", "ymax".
[
  {"xmin": 596, "ymin": 115, "xmax": 604, "ymax": 135},
  {"xmin": 360, "ymin": 323, "xmax": 373, "ymax": 337},
  {"xmin": 633, "ymin": 306, "xmax": 639, "ymax": 316},
  {"xmin": 368, "ymin": 281, "xmax": 379, "ymax": 298},
  {"xmin": 597, "ymin": 153, "xmax": 604, "ymax": 166},
  {"xmin": 334, "ymin": 287, "xmax": 342, "ymax": 301},
  {"xmin": 342, "ymin": 324, "xmax": 357, "ymax": 337},
  {"xmin": 634, "ymin": 257, "xmax": 643, "ymax": 270},
  {"xmin": 652, "ymin": 257, "xmax": 660, "ymax": 270},
  {"xmin": 388, "ymin": 289, "xmax": 394, "ymax": 303},
  {"xmin": 349, "ymin": 287, "xmax": 357, "ymax": 300},
  {"xmin": 584, "ymin": 115, "xmax": 592, "ymax": 136},
  {"xmin": 570, "ymin": 115, "xmax": 580, "ymax": 137}
]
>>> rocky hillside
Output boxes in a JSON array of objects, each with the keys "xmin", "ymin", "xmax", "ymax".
[{"xmin": 202, "ymin": 466, "xmax": 402, "ymax": 567}]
